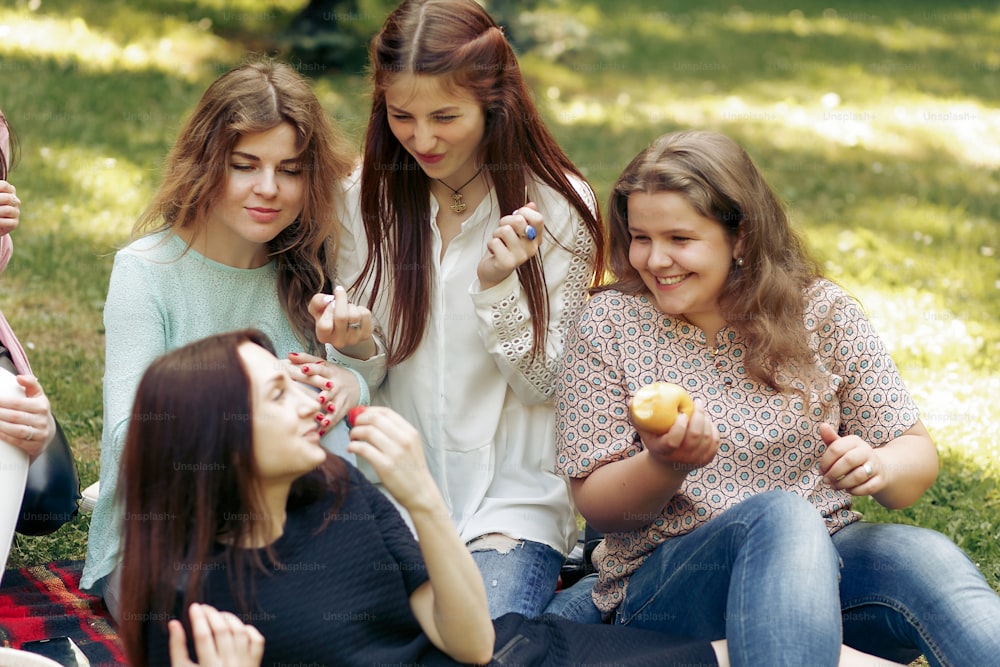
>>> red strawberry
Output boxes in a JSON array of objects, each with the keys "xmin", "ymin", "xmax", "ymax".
[{"xmin": 347, "ymin": 406, "xmax": 367, "ymax": 428}]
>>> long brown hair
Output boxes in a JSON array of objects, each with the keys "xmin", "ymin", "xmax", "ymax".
[
  {"xmin": 603, "ymin": 130, "xmax": 823, "ymax": 393},
  {"xmin": 358, "ymin": 0, "xmax": 605, "ymax": 365},
  {"xmin": 118, "ymin": 329, "xmax": 348, "ymax": 667},
  {"xmin": 0, "ymin": 109, "xmax": 18, "ymax": 179},
  {"xmin": 134, "ymin": 59, "xmax": 356, "ymax": 350}
]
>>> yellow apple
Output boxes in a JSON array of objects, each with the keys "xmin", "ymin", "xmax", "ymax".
[{"xmin": 630, "ymin": 382, "xmax": 695, "ymax": 434}]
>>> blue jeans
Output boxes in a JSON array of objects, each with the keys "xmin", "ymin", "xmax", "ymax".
[
  {"xmin": 617, "ymin": 491, "xmax": 843, "ymax": 666},
  {"xmin": 834, "ymin": 520, "xmax": 1000, "ymax": 667},
  {"xmin": 544, "ymin": 572, "xmax": 604, "ymax": 623},
  {"xmin": 470, "ymin": 539, "xmax": 564, "ymax": 619}
]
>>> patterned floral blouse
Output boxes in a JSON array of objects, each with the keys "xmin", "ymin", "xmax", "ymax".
[{"xmin": 556, "ymin": 279, "xmax": 920, "ymax": 614}]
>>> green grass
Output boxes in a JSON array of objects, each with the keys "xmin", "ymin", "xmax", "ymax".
[{"xmin": 3, "ymin": 0, "xmax": 999, "ymax": 622}]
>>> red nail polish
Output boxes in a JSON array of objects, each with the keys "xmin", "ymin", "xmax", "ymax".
[
  {"xmin": 318, "ymin": 395, "xmax": 326, "ymax": 404},
  {"xmin": 318, "ymin": 430, "xmax": 325, "ymax": 437},
  {"xmin": 322, "ymin": 418, "xmax": 330, "ymax": 427},
  {"xmin": 290, "ymin": 352, "xmax": 299, "ymax": 357},
  {"xmin": 315, "ymin": 414, "xmax": 324, "ymax": 422},
  {"xmin": 325, "ymin": 381, "xmax": 332, "ymax": 389},
  {"xmin": 326, "ymin": 404, "xmax": 335, "ymax": 413},
  {"xmin": 302, "ymin": 366, "xmax": 310, "ymax": 374}
]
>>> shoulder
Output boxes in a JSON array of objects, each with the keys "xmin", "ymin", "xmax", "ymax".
[
  {"xmin": 572, "ymin": 290, "xmax": 659, "ymax": 344},
  {"xmin": 339, "ymin": 164, "xmax": 362, "ymax": 198},
  {"xmin": 804, "ymin": 279, "xmax": 867, "ymax": 327},
  {"xmin": 532, "ymin": 172, "xmax": 597, "ymax": 221},
  {"xmin": 117, "ymin": 230, "xmax": 182, "ymax": 262},
  {"xmin": 582, "ymin": 289, "xmax": 654, "ymax": 323}
]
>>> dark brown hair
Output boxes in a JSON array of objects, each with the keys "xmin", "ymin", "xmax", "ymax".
[
  {"xmin": 358, "ymin": 0, "xmax": 606, "ymax": 364},
  {"xmin": 118, "ymin": 329, "xmax": 348, "ymax": 667},
  {"xmin": 603, "ymin": 130, "xmax": 823, "ymax": 393},
  {"xmin": 134, "ymin": 59, "xmax": 356, "ymax": 350},
  {"xmin": 0, "ymin": 109, "xmax": 18, "ymax": 180}
]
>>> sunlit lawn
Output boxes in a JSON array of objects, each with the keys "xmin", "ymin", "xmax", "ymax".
[{"xmin": 2, "ymin": 3, "xmax": 998, "ymax": 631}]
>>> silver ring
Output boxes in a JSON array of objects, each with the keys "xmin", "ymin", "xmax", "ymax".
[
  {"xmin": 862, "ymin": 462, "xmax": 873, "ymax": 479},
  {"xmin": 347, "ymin": 322, "xmax": 361, "ymax": 330},
  {"xmin": 25, "ymin": 426, "xmax": 34, "ymax": 441}
]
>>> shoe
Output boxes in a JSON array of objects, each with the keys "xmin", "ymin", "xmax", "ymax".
[{"xmin": 80, "ymin": 481, "xmax": 100, "ymax": 513}]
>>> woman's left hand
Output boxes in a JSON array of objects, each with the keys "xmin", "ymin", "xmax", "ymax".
[
  {"xmin": 818, "ymin": 422, "xmax": 885, "ymax": 496},
  {"xmin": 308, "ymin": 285, "xmax": 376, "ymax": 360},
  {"xmin": 285, "ymin": 353, "xmax": 360, "ymax": 429},
  {"xmin": 0, "ymin": 375, "xmax": 55, "ymax": 459},
  {"xmin": 477, "ymin": 202, "xmax": 543, "ymax": 289},
  {"xmin": 168, "ymin": 603, "xmax": 264, "ymax": 667},
  {"xmin": 0, "ymin": 180, "xmax": 20, "ymax": 237},
  {"xmin": 346, "ymin": 406, "xmax": 438, "ymax": 513}
]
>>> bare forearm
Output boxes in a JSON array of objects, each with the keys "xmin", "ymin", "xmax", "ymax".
[
  {"xmin": 572, "ymin": 450, "xmax": 688, "ymax": 533},
  {"xmin": 872, "ymin": 426, "xmax": 938, "ymax": 509},
  {"xmin": 408, "ymin": 498, "xmax": 494, "ymax": 663}
]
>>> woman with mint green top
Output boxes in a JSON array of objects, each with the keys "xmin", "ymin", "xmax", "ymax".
[{"xmin": 81, "ymin": 60, "xmax": 370, "ymax": 618}]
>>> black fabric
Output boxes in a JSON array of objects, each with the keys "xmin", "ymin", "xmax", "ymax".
[
  {"xmin": 143, "ymin": 464, "xmax": 718, "ymax": 667},
  {"xmin": 17, "ymin": 418, "xmax": 81, "ymax": 535},
  {"xmin": 0, "ymin": 344, "xmax": 81, "ymax": 536}
]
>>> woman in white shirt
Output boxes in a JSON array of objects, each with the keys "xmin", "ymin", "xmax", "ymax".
[{"xmin": 317, "ymin": 0, "xmax": 607, "ymax": 618}]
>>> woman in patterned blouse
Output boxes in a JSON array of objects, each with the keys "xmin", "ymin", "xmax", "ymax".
[{"xmin": 555, "ymin": 130, "xmax": 1000, "ymax": 666}]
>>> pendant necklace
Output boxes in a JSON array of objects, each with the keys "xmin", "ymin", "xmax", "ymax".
[{"xmin": 437, "ymin": 167, "xmax": 483, "ymax": 214}]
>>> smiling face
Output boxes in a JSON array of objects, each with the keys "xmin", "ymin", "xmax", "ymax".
[
  {"xmin": 384, "ymin": 73, "xmax": 486, "ymax": 188},
  {"xmin": 628, "ymin": 191, "xmax": 741, "ymax": 337},
  {"xmin": 203, "ymin": 122, "xmax": 305, "ymax": 268},
  {"xmin": 239, "ymin": 342, "xmax": 326, "ymax": 489}
]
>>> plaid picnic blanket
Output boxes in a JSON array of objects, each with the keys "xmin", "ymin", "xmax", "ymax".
[{"xmin": 0, "ymin": 561, "xmax": 126, "ymax": 666}]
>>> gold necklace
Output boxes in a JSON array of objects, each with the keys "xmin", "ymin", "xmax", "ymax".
[{"xmin": 437, "ymin": 167, "xmax": 483, "ymax": 213}]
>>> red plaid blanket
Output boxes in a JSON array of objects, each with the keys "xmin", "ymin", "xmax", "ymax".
[{"xmin": 0, "ymin": 561, "xmax": 126, "ymax": 666}]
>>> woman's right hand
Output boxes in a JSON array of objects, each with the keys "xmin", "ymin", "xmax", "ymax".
[
  {"xmin": 168, "ymin": 603, "xmax": 264, "ymax": 667},
  {"xmin": 0, "ymin": 180, "xmax": 20, "ymax": 237},
  {"xmin": 633, "ymin": 398, "xmax": 720, "ymax": 472}
]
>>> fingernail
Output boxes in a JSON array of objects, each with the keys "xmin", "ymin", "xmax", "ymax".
[
  {"xmin": 318, "ymin": 430, "xmax": 325, "ymax": 437},
  {"xmin": 322, "ymin": 418, "xmax": 330, "ymax": 427},
  {"xmin": 525, "ymin": 225, "xmax": 537, "ymax": 240},
  {"xmin": 302, "ymin": 366, "xmax": 310, "ymax": 374},
  {"xmin": 325, "ymin": 381, "xmax": 332, "ymax": 389},
  {"xmin": 326, "ymin": 404, "xmax": 335, "ymax": 413},
  {"xmin": 318, "ymin": 395, "xmax": 326, "ymax": 404},
  {"xmin": 315, "ymin": 414, "xmax": 324, "ymax": 422},
  {"xmin": 289, "ymin": 352, "xmax": 299, "ymax": 357}
]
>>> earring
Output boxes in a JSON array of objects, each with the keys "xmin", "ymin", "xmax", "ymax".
[{"xmin": 736, "ymin": 257, "xmax": 745, "ymax": 267}]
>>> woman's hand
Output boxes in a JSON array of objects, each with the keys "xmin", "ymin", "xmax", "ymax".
[
  {"xmin": 285, "ymin": 353, "xmax": 360, "ymax": 429},
  {"xmin": 168, "ymin": 603, "xmax": 264, "ymax": 667},
  {"xmin": 308, "ymin": 285, "xmax": 376, "ymax": 360},
  {"xmin": 477, "ymin": 202, "xmax": 543, "ymax": 289},
  {"xmin": 0, "ymin": 375, "xmax": 56, "ymax": 460},
  {"xmin": 348, "ymin": 407, "xmax": 495, "ymax": 665},
  {"xmin": 633, "ymin": 398, "xmax": 720, "ymax": 472},
  {"xmin": 0, "ymin": 180, "xmax": 20, "ymax": 237},
  {"xmin": 345, "ymin": 406, "xmax": 438, "ymax": 513},
  {"xmin": 818, "ymin": 423, "xmax": 885, "ymax": 496}
]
